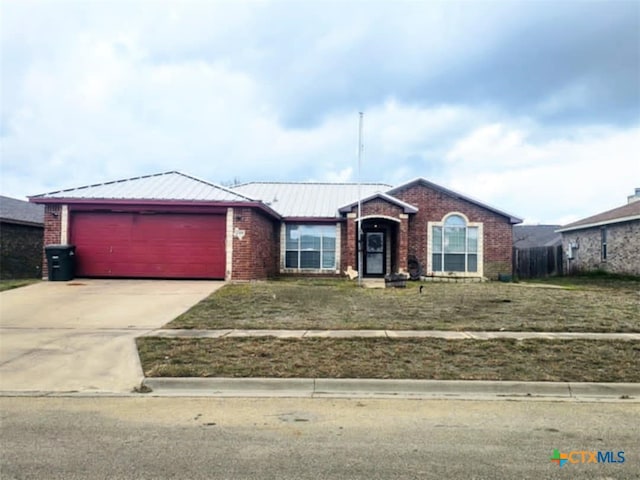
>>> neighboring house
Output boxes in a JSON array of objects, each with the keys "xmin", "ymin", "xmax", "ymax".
[
  {"xmin": 29, "ymin": 171, "xmax": 522, "ymax": 281},
  {"xmin": 513, "ymin": 225, "xmax": 562, "ymax": 249},
  {"xmin": 0, "ymin": 195, "xmax": 45, "ymax": 279},
  {"xmin": 557, "ymin": 191, "xmax": 640, "ymax": 276}
]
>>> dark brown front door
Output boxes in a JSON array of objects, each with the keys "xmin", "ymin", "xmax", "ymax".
[{"xmin": 364, "ymin": 231, "xmax": 385, "ymax": 276}]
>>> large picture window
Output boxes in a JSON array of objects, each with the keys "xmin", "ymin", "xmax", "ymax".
[
  {"xmin": 431, "ymin": 214, "xmax": 479, "ymax": 273},
  {"xmin": 285, "ymin": 224, "xmax": 336, "ymax": 270}
]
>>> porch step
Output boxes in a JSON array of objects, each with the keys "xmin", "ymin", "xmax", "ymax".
[{"xmin": 361, "ymin": 279, "xmax": 386, "ymax": 289}]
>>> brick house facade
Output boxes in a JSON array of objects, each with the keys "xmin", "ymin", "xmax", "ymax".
[
  {"xmin": 31, "ymin": 172, "xmax": 521, "ymax": 281},
  {"xmin": 559, "ymin": 199, "xmax": 640, "ymax": 276},
  {"xmin": 333, "ymin": 179, "xmax": 520, "ymax": 280}
]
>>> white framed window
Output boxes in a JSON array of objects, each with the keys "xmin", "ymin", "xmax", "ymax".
[
  {"xmin": 284, "ymin": 224, "xmax": 337, "ymax": 271},
  {"xmin": 428, "ymin": 213, "xmax": 483, "ymax": 276}
]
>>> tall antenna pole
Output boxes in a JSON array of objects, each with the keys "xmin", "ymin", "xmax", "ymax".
[{"xmin": 357, "ymin": 112, "xmax": 364, "ymax": 287}]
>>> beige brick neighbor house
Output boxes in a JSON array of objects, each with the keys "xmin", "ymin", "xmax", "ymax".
[
  {"xmin": 30, "ymin": 171, "xmax": 522, "ymax": 281},
  {"xmin": 558, "ymin": 189, "xmax": 640, "ymax": 276}
]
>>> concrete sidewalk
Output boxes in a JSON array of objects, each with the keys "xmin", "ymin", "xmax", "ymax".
[{"xmin": 145, "ymin": 328, "xmax": 640, "ymax": 340}]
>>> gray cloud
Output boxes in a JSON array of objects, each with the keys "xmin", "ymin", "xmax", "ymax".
[{"xmin": 222, "ymin": 1, "xmax": 640, "ymax": 128}]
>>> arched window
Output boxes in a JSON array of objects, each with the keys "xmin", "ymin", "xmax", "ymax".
[{"xmin": 431, "ymin": 214, "xmax": 479, "ymax": 273}]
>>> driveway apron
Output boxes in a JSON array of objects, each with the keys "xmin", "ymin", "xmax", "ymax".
[{"xmin": 0, "ymin": 280, "xmax": 222, "ymax": 393}]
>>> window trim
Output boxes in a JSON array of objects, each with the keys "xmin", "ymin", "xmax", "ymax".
[
  {"xmin": 427, "ymin": 212, "xmax": 483, "ymax": 277},
  {"xmin": 280, "ymin": 222, "xmax": 341, "ymax": 273}
]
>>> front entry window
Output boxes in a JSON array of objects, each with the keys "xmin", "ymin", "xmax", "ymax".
[{"xmin": 431, "ymin": 214, "xmax": 479, "ymax": 273}]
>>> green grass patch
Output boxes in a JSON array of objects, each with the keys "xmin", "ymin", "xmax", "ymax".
[
  {"xmin": 137, "ymin": 337, "xmax": 640, "ymax": 382},
  {"xmin": 167, "ymin": 279, "xmax": 640, "ymax": 332},
  {"xmin": 0, "ymin": 279, "xmax": 40, "ymax": 292}
]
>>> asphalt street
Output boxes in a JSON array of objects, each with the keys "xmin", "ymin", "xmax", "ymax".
[{"xmin": 1, "ymin": 396, "xmax": 638, "ymax": 479}]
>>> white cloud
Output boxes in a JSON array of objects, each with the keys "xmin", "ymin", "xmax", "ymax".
[{"xmin": 445, "ymin": 125, "xmax": 640, "ymax": 223}]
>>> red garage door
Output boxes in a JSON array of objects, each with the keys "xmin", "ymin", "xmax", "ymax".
[{"xmin": 71, "ymin": 212, "xmax": 226, "ymax": 279}]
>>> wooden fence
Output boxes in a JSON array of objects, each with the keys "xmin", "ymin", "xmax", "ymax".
[{"xmin": 513, "ymin": 246, "xmax": 564, "ymax": 279}]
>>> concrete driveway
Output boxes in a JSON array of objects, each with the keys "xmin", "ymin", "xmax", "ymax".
[{"xmin": 0, "ymin": 279, "xmax": 223, "ymax": 394}]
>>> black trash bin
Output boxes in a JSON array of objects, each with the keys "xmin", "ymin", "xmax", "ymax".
[{"xmin": 45, "ymin": 245, "xmax": 76, "ymax": 281}]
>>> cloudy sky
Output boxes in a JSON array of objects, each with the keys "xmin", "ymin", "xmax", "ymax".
[{"xmin": 1, "ymin": 0, "xmax": 638, "ymax": 224}]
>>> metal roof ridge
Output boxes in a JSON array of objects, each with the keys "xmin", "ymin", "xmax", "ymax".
[
  {"xmin": 28, "ymin": 171, "xmax": 257, "ymax": 202},
  {"xmin": 173, "ymin": 171, "xmax": 257, "ymax": 201},
  {"xmin": 233, "ymin": 181, "xmax": 392, "ymax": 186},
  {"xmin": 29, "ymin": 171, "xmax": 179, "ymax": 198}
]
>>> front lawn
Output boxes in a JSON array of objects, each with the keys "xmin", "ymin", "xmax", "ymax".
[
  {"xmin": 137, "ymin": 337, "xmax": 640, "ymax": 382},
  {"xmin": 166, "ymin": 278, "xmax": 640, "ymax": 332}
]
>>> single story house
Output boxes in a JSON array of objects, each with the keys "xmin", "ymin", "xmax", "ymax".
[
  {"xmin": 0, "ymin": 195, "xmax": 45, "ymax": 279},
  {"xmin": 29, "ymin": 171, "xmax": 522, "ymax": 281},
  {"xmin": 557, "ymin": 190, "xmax": 640, "ymax": 276}
]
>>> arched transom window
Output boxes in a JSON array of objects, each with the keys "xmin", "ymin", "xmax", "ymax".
[{"xmin": 431, "ymin": 214, "xmax": 479, "ymax": 273}]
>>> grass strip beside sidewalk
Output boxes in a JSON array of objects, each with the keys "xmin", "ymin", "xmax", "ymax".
[{"xmin": 137, "ymin": 337, "xmax": 640, "ymax": 383}]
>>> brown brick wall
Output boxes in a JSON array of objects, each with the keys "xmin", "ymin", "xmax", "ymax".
[
  {"xmin": 562, "ymin": 220, "xmax": 640, "ymax": 276},
  {"xmin": 392, "ymin": 183, "xmax": 515, "ymax": 279},
  {"xmin": 231, "ymin": 208, "xmax": 279, "ymax": 280}
]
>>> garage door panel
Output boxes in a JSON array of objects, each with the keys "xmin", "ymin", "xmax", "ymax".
[{"xmin": 71, "ymin": 212, "xmax": 226, "ymax": 279}]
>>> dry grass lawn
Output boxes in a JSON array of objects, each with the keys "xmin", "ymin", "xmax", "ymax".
[
  {"xmin": 167, "ymin": 278, "xmax": 640, "ymax": 332},
  {"xmin": 0, "ymin": 279, "xmax": 39, "ymax": 292},
  {"xmin": 137, "ymin": 337, "xmax": 640, "ymax": 382}
]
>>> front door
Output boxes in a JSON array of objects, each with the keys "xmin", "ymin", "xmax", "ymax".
[{"xmin": 364, "ymin": 231, "xmax": 385, "ymax": 276}]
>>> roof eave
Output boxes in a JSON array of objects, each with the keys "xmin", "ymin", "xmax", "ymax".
[
  {"xmin": 28, "ymin": 197, "xmax": 281, "ymax": 219},
  {"xmin": 388, "ymin": 177, "xmax": 523, "ymax": 224},
  {"xmin": 0, "ymin": 217, "xmax": 44, "ymax": 227},
  {"xmin": 557, "ymin": 215, "xmax": 640, "ymax": 233},
  {"xmin": 337, "ymin": 193, "xmax": 418, "ymax": 214},
  {"xmin": 282, "ymin": 217, "xmax": 343, "ymax": 223}
]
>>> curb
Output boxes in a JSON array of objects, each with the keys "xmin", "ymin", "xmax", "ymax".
[{"xmin": 141, "ymin": 378, "xmax": 640, "ymax": 401}]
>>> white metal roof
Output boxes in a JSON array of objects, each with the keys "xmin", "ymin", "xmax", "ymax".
[
  {"xmin": 30, "ymin": 171, "xmax": 254, "ymax": 203},
  {"xmin": 232, "ymin": 182, "xmax": 391, "ymax": 217}
]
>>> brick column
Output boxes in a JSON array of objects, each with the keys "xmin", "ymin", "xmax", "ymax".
[
  {"xmin": 398, "ymin": 214, "xmax": 409, "ymax": 273},
  {"xmin": 42, "ymin": 204, "xmax": 63, "ymax": 279},
  {"xmin": 345, "ymin": 213, "xmax": 357, "ymax": 271}
]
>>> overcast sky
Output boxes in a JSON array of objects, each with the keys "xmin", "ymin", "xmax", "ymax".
[{"xmin": 1, "ymin": 0, "xmax": 639, "ymax": 224}]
